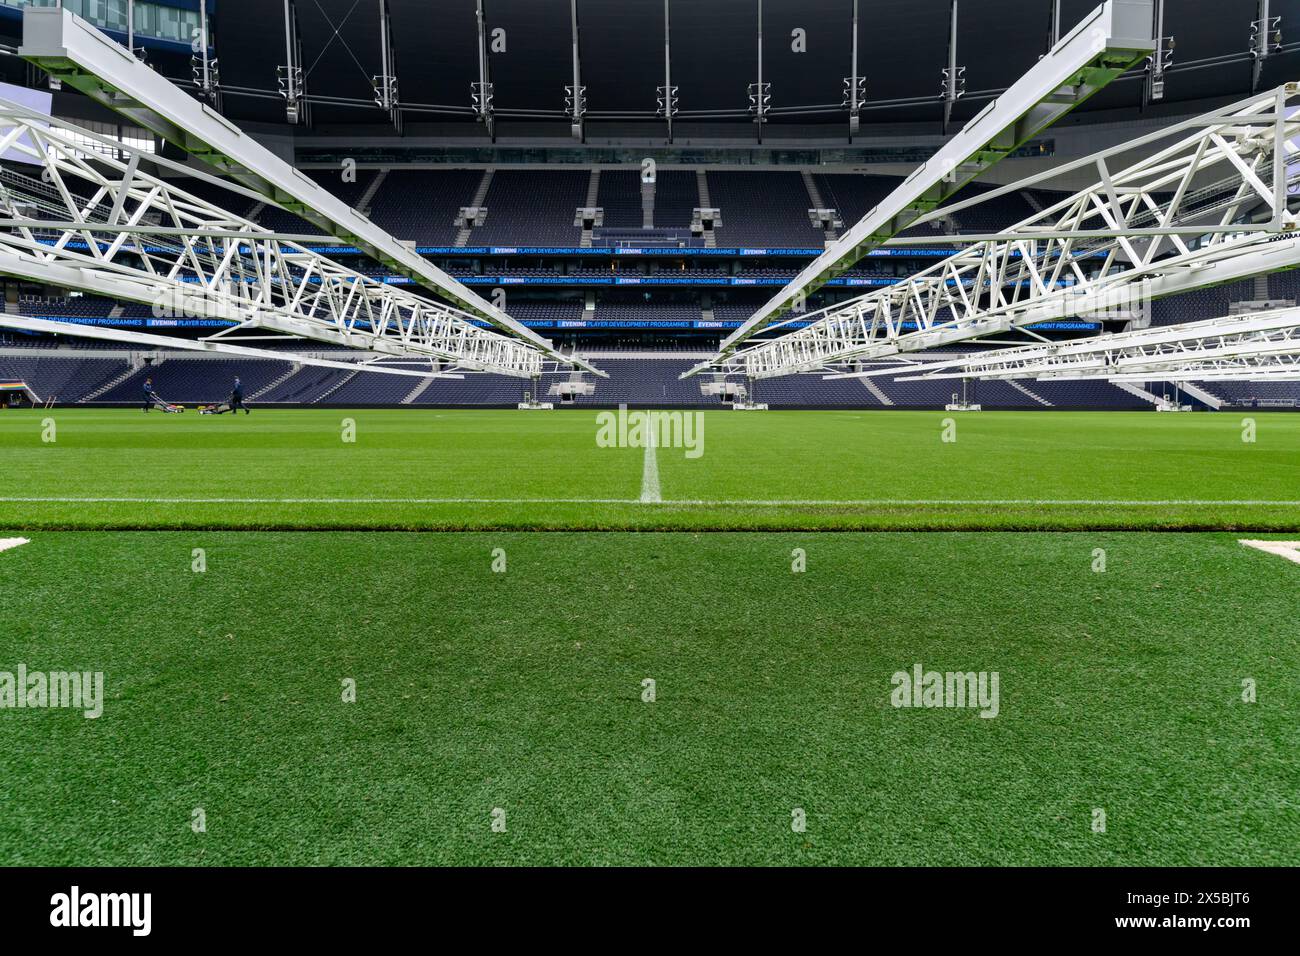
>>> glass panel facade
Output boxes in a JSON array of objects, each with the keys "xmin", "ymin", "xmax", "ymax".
[
  {"xmin": 54, "ymin": 117, "xmax": 156, "ymax": 160},
  {"xmin": 0, "ymin": 1, "xmax": 207, "ymax": 47}
]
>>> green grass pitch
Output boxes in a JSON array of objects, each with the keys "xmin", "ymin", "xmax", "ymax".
[
  {"xmin": 0, "ymin": 407, "xmax": 1298, "ymax": 530},
  {"xmin": 0, "ymin": 408, "xmax": 1296, "ymax": 865},
  {"xmin": 1, "ymin": 531, "xmax": 1296, "ymax": 866}
]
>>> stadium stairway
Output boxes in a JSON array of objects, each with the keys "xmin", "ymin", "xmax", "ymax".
[
  {"xmin": 1176, "ymin": 382, "xmax": 1224, "ymax": 410},
  {"xmin": 249, "ymin": 364, "xmax": 303, "ymax": 401},
  {"xmin": 400, "ymin": 375, "xmax": 436, "ymax": 405},
  {"xmin": 859, "ymin": 377, "xmax": 894, "ymax": 406},
  {"xmin": 802, "ymin": 171, "xmax": 838, "ymax": 243},
  {"xmin": 456, "ymin": 169, "xmax": 494, "ymax": 247},
  {"xmin": 260, "ymin": 366, "xmax": 347, "ymax": 404},
  {"xmin": 1026, "ymin": 379, "xmax": 1151, "ymax": 409},
  {"xmin": 1007, "ymin": 380, "xmax": 1052, "ymax": 406},
  {"xmin": 695, "ymin": 171, "xmax": 716, "ymax": 248},
  {"xmin": 325, "ymin": 370, "xmax": 417, "ymax": 405},
  {"xmin": 313, "ymin": 369, "xmax": 361, "ymax": 403},
  {"xmin": 1113, "ymin": 381, "xmax": 1167, "ymax": 408},
  {"xmin": 412, "ymin": 373, "xmax": 526, "ymax": 405},
  {"xmin": 356, "ymin": 169, "xmax": 389, "ymax": 217},
  {"xmin": 80, "ymin": 358, "xmax": 147, "ymax": 402}
]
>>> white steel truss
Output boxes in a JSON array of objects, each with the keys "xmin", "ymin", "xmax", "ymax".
[
  {"xmin": 0, "ymin": 316, "xmax": 458, "ymax": 381},
  {"xmin": 704, "ymin": 82, "xmax": 1300, "ymax": 382},
  {"xmin": 874, "ymin": 309, "xmax": 1300, "ymax": 381},
  {"xmin": 0, "ymin": 101, "xmax": 548, "ymax": 378},
  {"xmin": 709, "ymin": 0, "xmax": 1157, "ymax": 359},
  {"xmin": 1099, "ymin": 355, "xmax": 1300, "ymax": 380},
  {"xmin": 18, "ymin": 5, "xmax": 600, "ymax": 375}
]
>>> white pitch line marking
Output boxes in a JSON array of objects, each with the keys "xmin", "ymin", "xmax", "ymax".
[
  {"xmin": 640, "ymin": 437, "xmax": 662, "ymax": 504},
  {"xmin": 2, "ymin": 497, "xmax": 1299, "ymax": 507},
  {"xmin": 1239, "ymin": 540, "xmax": 1300, "ymax": 565},
  {"xmin": 0, "ymin": 537, "xmax": 30, "ymax": 553}
]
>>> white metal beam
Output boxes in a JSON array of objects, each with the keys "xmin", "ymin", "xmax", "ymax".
[
  {"xmin": 0, "ymin": 315, "xmax": 452, "ymax": 379},
  {"xmin": 1049, "ymin": 354, "xmax": 1300, "ymax": 380}
]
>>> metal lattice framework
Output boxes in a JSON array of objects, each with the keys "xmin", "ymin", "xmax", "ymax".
[
  {"xmin": 0, "ymin": 101, "xmax": 551, "ymax": 378},
  {"xmin": 870, "ymin": 308, "xmax": 1300, "ymax": 382},
  {"xmin": 704, "ymin": 82, "xmax": 1300, "ymax": 382},
  {"xmin": 1099, "ymin": 355, "xmax": 1300, "ymax": 380}
]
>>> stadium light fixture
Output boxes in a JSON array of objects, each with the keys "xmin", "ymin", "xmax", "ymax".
[
  {"xmin": 842, "ymin": 0, "xmax": 865, "ymax": 138},
  {"xmin": 941, "ymin": 1, "xmax": 965, "ymax": 134},
  {"xmin": 1251, "ymin": 0, "xmax": 1283, "ymax": 92},
  {"xmin": 566, "ymin": 0, "xmax": 586, "ymax": 142},
  {"xmin": 696, "ymin": 0, "xmax": 1158, "ymax": 370},
  {"xmin": 656, "ymin": 0, "xmax": 678, "ymax": 143},
  {"xmin": 372, "ymin": 0, "xmax": 402, "ymax": 133},
  {"xmin": 277, "ymin": 0, "xmax": 308, "ymax": 126},
  {"xmin": 748, "ymin": 0, "xmax": 770, "ymax": 144},
  {"xmin": 191, "ymin": 0, "xmax": 219, "ymax": 108},
  {"xmin": 1143, "ymin": 0, "xmax": 1173, "ymax": 104},
  {"xmin": 473, "ymin": 0, "xmax": 495, "ymax": 140}
]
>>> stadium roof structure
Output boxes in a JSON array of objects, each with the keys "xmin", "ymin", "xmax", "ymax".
[
  {"xmin": 15, "ymin": 5, "xmax": 601, "ymax": 378},
  {"xmin": 6, "ymin": 1, "xmax": 1288, "ymax": 138},
  {"xmin": 687, "ymin": 0, "xmax": 1159, "ymax": 374},
  {"xmin": 701, "ymin": 79, "xmax": 1300, "ymax": 383}
]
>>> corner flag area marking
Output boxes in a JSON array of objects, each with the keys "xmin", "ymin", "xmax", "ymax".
[
  {"xmin": 0, "ymin": 537, "xmax": 30, "ymax": 554},
  {"xmin": 1238, "ymin": 540, "xmax": 1300, "ymax": 565}
]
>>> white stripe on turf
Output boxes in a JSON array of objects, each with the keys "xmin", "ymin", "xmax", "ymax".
[
  {"xmin": 0, "ymin": 537, "xmax": 31, "ymax": 553},
  {"xmin": 2, "ymin": 497, "xmax": 1299, "ymax": 507},
  {"xmin": 640, "ymin": 436, "xmax": 662, "ymax": 504},
  {"xmin": 1239, "ymin": 540, "xmax": 1300, "ymax": 564}
]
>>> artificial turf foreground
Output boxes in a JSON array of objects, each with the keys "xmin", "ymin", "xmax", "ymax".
[
  {"xmin": 0, "ymin": 530, "xmax": 1296, "ymax": 866},
  {"xmin": 0, "ymin": 407, "xmax": 1297, "ymax": 531}
]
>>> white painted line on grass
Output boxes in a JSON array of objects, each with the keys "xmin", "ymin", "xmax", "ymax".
[
  {"xmin": 640, "ymin": 437, "xmax": 662, "ymax": 504},
  {"xmin": 1239, "ymin": 540, "xmax": 1300, "ymax": 565},
  {"xmin": 0, "ymin": 496, "xmax": 640, "ymax": 505},
  {"xmin": 2, "ymin": 497, "xmax": 1299, "ymax": 507},
  {"xmin": 0, "ymin": 537, "xmax": 30, "ymax": 553},
  {"xmin": 658, "ymin": 498, "xmax": 1300, "ymax": 507}
]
